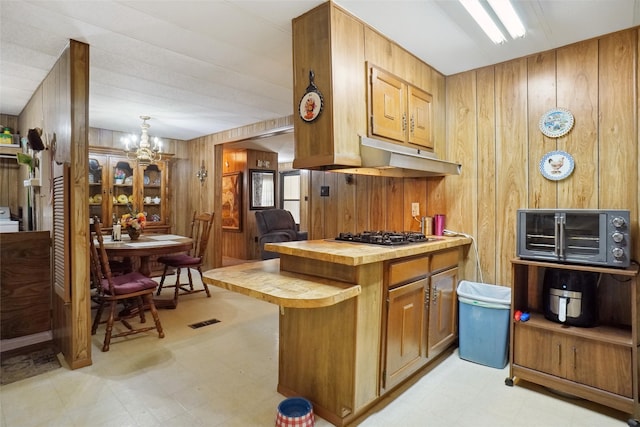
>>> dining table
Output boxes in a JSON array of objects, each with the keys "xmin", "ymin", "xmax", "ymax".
[{"xmin": 99, "ymin": 232, "xmax": 193, "ymax": 309}]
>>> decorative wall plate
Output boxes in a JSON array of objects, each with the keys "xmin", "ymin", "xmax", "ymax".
[
  {"xmin": 299, "ymin": 70, "xmax": 323, "ymax": 122},
  {"xmin": 539, "ymin": 150, "xmax": 575, "ymax": 181},
  {"xmin": 539, "ymin": 108, "xmax": 574, "ymax": 138}
]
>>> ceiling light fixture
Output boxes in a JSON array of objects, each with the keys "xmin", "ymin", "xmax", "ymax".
[
  {"xmin": 487, "ymin": 0, "xmax": 525, "ymax": 39},
  {"xmin": 122, "ymin": 116, "xmax": 162, "ymax": 166},
  {"xmin": 460, "ymin": 0, "xmax": 525, "ymax": 44}
]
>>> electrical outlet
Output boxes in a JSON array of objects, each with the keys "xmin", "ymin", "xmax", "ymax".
[{"xmin": 411, "ymin": 202, "xmax": 420, "ymax": 216}]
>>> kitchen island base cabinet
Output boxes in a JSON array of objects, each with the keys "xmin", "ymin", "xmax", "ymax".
[
  {"xmin": 205, "ymin": 237, "xmax": 471, "ymax": 427},
  {"xmin": 508, "ymin": 259, "xmax": 639, "ymax": 419}
]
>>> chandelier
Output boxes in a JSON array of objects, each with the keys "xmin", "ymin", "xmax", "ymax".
[{"xmin": 122, "ymin": 116, "xmax": 162, "ymax": 166}]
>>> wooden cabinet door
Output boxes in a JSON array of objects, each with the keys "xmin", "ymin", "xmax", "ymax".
[
  {"xmin": 567, "ymin": 336, "xmax": 632, "ymax": 397},
  {"xmin": 108, "ymin": 156, "xmax": 137, "ymax": 222},
  {"xmin": 513, "ymin": 326, "xmax": 564, "ymax": 377},
  {"xmin": 370, "ymin": 67, "xmax": 406, "ymax": 143},
  {"xmin": 514, "ymin": 326, "xmax": 632, "ymax": 397},
  {"xmin": 88, "ymin": 154, "xmax": 108, "ymax": 224},
  {"xmin": 384, "ymin": 278, "xmax": 426, "ymax": 389},
  {"xmin": 427, "ymin": 267, "xmax": 458, "ymax": 357},
  {"xmin": 407, "ymin": 86, "xmax": 433, "ymax": 149},
  {"xmin": 139, "ymin": 161, "xmax": 168, "ymax": 227}
]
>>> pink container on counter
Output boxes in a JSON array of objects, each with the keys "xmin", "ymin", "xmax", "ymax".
[{"xmin": 434, "ymin": 214, "xmax": 446, "ymax": 236}]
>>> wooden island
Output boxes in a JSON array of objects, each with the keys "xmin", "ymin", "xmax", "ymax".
[{"xmin": 202, "ymin": 236, "xmax": 471, "ymax": 426}]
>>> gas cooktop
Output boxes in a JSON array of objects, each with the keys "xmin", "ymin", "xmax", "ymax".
[{"xmin": 336, "ymin": 231, "xmax": 432, "ymax": 246}]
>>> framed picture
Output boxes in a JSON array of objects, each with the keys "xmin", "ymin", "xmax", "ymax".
[
  {"xmin": 222, "ymin": 172, "xmax": 242, "ymax": 231},
  {"xmin": 250, "ymin": 169, "xmax": 275, "ymax": 210}
]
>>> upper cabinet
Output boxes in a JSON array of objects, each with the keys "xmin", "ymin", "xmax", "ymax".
[
  {"xmin": 88, "ymin": 148, "xmax": 170, "ymax": 231},
  {"xmin": 369, "ymin": 65, "xmax": 434, "ymax": 150},
  {"xmin": 292, "ymin": 2, "xmax": 445, "ymax": 173}
]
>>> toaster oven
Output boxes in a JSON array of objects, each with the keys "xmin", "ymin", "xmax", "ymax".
[{"xmin": 517, "ymin": 209, "xmax": 631, "ymax": 268}]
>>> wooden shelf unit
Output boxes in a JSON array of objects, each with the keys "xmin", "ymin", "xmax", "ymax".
[{"xmin": 508, "ymin": 258, "xmax": 639, "ymax": 419}]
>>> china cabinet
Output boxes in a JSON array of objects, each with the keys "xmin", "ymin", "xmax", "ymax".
[{"xmin": 88, "ymin": 147, "xmax": 170, "ymax": 233}]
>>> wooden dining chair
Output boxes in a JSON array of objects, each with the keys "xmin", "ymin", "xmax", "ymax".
[
  {"xmin": 90, "ymin": 217, "xmax": 164, "ymax": 351},
  {"xmin": 156, "ymin": 212, "xmax": 214, "ymax": 303}
]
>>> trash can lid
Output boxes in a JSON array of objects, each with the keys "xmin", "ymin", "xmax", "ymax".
[{"xmin": 457, "ymin": 280, "xmax": 511, "ymax": 305}]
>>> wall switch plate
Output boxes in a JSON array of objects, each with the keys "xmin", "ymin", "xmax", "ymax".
[{"xmin": 411, "ymin": 202, "xmax": 420, "ymax": 216}]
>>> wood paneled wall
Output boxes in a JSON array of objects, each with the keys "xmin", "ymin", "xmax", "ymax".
[
  {"xmin": 445, "ymin": 29, "xmax": 639, "ymax": 286},
  {"xmin": 0, "ymin": 113, "xmax": 20, "ymax": 214},
  {"xmin": 221, "ymin": 149, "xmax": 279, "ymax": 260},
  {"xmin": 18, "ymin": 40, "xmax": 91, "ymax": 369},
  {"xmin": 187, "ymin": 116, "xmax": 294, "ymax": 268}
]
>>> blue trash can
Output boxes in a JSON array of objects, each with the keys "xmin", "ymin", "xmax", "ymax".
[{"xmin": 457, "ymin": 280, "xmax": 511, "ymax": 369}]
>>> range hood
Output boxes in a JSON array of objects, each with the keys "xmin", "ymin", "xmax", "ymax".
[{"xmin": 332, "ymin": 137, "xmax": 462, "ymax": 178}]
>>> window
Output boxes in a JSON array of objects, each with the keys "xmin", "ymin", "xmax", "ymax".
[{"xmin": 280, "ymin": 171, "xmax": 300, "ymax": 224}]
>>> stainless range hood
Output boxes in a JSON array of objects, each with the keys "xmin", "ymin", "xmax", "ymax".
[{"xmin": 332, "ymin": 136, "xmax": 462, "ymax": 178}]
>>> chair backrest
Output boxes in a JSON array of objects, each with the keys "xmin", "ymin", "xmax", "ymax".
[
  {"xmin": 188, "ymin": 211, "xmax": 214, "ymax": 260},
  {"xmin": 89, "ymin": 217, "xmax": 115, "ymax": 294},
  {"xmin": 255, "ymin": 209, "xmax": 297, "ymax": 237}
]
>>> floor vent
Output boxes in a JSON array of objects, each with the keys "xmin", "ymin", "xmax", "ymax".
[{"xmin": 188, "ymin": 319, "xmax": 221, "ymax": 329}]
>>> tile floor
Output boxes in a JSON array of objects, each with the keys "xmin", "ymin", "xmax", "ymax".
[{"xmin": 0, "ymin": 270, "xmax": 632, "ymax": 427}]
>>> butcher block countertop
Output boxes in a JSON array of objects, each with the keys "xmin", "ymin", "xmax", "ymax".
[
  {"xmin": 265, "ymin": 236, "xmax": 471, "ymax": 266},
  {"xmin": 203, "ymin": 237, "xmax": 470, "ymax": 309},
  {"xmin": 202, "ymin": 258, "xmax": 362, "ymax": 308}
]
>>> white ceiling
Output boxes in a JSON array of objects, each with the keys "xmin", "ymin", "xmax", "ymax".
[{"xmin": 1, "ymin": 0, "xmax": 639, "ymax": 162}]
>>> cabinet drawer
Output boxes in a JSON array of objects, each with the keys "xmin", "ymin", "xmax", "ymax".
[
  {"xmin": 431, "ymin": 249, "xmax": 457, "ymax": 273},
  {"xmin": 388, "ymin": 255, "xmax": 429, "ymax": 287}
]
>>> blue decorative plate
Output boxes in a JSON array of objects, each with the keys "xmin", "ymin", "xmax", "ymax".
[
  {"xmin": 539, "ymin": 108, "xmax": 574, "ymax": 138},
  {"xmin": 539, "ymin": 151, "xmax": 575, "ymax": 181}
]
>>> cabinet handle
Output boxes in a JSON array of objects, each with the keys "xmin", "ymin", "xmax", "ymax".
[
  {"xmin": 432, "ymin": 286, "xmax": 438, "ymax": 305},
  {"xmin": 402, "ymin": 113, "xmax": 407, "ymax": 132},
  {"xmin": 410, "ymin": 114, "xmax": 415, "ymax": 135},
  {"xmin": 557, "ymin": 343, "xmax": 562, "ymax": 367},
  {"xmin": 424, "ymin": 290, "xmax": 430, "ymax": 306},
  {"xmin": 572, "ymin": 346, "xmax": 577, "ymax": 370}
]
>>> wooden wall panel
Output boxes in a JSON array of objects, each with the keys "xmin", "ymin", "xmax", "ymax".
[
  {"xmin": 494, "ymin": 59, "xmax": 528, "ymax": 286},
  {"xmin": 557, "ymin": 40, "xmax": 599, "ymax": 208},
  {"xmin": 0, "ymin": 114, "xmax": 20, "ymax": 214},
  {"xmin": 18, "ymin": 40, "xmax": 91, "ymax": 368},
  {"xmin": 368, "ymin": 176, "xmax": 387, "ymax": 231},
  {"xmin": 446, "ymin": 72, "xmax": 479, "ymax": 281},
  {"xmin": 527, "ymin": 51, "xmax": 557, "ymax": 208},
  {"xmin": 598, "ymin": 30, "xmax": 638, "ymax": 259}
]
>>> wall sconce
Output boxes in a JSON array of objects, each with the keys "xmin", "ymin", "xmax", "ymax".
[{"xmin": 196, "ymin": 160, "xmax": 208, "ymax": 185}]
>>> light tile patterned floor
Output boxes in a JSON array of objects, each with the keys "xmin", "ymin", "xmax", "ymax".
[{"xmin": 0, "ymin": 270, "xmax": 631, "ymax": 426}]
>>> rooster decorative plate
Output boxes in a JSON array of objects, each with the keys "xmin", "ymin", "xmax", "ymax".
[
  {"xmin": 540, "ymin": 150, "xmax": 574, "ymax": 181},
  {"xmin": 539, "ymin": 108, "xmax": 574, "ymax": 138}
]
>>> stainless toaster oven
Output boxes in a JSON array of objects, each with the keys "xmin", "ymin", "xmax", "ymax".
[{"xmin": 517, "ymin": 209, "xmax": 631, "ymax": 268}]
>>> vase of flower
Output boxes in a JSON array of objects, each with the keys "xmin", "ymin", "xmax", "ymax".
[
  {"xmin": 127, "ymin": 227, "xmax": 142, "ymax": 240},
  {"xmin": 121, "ymin": 211, "xmax": 146, "ymax": 240}
]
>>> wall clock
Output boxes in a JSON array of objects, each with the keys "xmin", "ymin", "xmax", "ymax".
[
  {"xmin": 539, "ymin": 108, "xmax": 574, "ymax": 138},
  {"xmin": 298, "ymin": 70, "xmax": 323, "ymax": 122}
]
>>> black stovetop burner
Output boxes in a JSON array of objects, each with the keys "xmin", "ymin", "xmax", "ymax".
[{"xmin": 336, "ymin": 231, "xmax": 431, "ymax": 246}]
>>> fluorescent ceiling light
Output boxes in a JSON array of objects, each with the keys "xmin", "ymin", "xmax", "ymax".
[
  {"xmin": 460, "ymin": 0, "xmax": 506, "ymax": 44},
  {"xmin": 488, "ymin": 0, "xmax": 526, "ymax": 39}
]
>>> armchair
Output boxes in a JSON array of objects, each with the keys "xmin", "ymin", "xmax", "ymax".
[{"xmin": 255, "ymin": 209, "xmax": 308, "ymax": 259}]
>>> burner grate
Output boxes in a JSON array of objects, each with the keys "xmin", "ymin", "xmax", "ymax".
[{"xmin": 336, "ymin": 231, "xmax": 431, "ymax": 245}]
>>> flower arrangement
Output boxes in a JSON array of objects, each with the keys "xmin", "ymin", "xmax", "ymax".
[
  {"xmin": 120, "ymin": 212, "xmax": 146, "ymax": 230},
  {"xmin": 114, "ymin": 168, "xmax": 126, "ymax": 180}
]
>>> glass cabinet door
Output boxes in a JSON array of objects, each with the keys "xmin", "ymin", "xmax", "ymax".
[
  {"xmin": 88, "ymin": 155, "xmax": 107, "ymax": 224},
  {"xmin": 110, "ymin": 158, "xmax": 136, "ymax": 222},
  {"xmin": 141, "ymin": 163, "xmax": 165, "ymax": 225}
]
